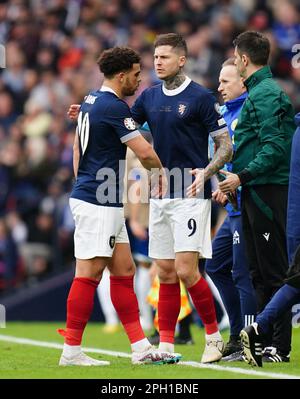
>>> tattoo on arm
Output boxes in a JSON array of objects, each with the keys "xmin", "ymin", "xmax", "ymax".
[{"xmin": 204, "ymin": 131, "xmax": 233, "ymax": 181}]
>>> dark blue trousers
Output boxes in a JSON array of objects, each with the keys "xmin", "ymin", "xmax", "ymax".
[{"xmin": 206, "ymin": 215, "xmax": 257, "ymax": 336}]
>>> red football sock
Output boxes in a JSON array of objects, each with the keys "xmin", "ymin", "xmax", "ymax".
[
  {"xmin": 158, "ymin": 282, "xmax": 181, "ymax": 344},
  {"xmin": 188, "ymin": 277, "xmax": 218, "ymax": 334},
  {"xmin": 57, "ymin": 277, "xmax": 99, "ymax": 345},
  {"xmin": 110, "ymin": 275, "xmax": 145, "ymax": 344}
]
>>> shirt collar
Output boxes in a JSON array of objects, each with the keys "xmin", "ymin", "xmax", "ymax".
[
  {"xmin": 162, "ymin": 76, "xmax": 191, "ymax": 96},
  {"xmin": 224, "ymin": 92, "xmax": 247, "ymax": 110},
  {"xmin": 244, "ymin": 65, "xmax": 272, "ymax": 91},
  {"xmin": 100, "ymin": 85, "xmax": 118, "ymax": 97}
]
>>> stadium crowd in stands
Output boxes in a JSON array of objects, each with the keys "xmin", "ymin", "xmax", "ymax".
[{"xmin": 0, "ymin": 0, "xmax": 299, "ymax": 293}]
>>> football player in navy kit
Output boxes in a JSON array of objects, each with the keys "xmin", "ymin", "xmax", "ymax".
[
  {"xmin": 58, "ymin": 47, "xmax": 181, "ymax": 366},
  {"xmin": 130, "ymin": 33, "xmax": 232, "ymax": 363},
  {"xmin": 68, "ymin": 34, "xmax": 233, "ymax": 363}
]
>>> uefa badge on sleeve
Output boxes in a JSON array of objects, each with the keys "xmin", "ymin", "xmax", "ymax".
[{"xmin": 124, "ymin": 118, "xmax": 136, "ymax": 130}]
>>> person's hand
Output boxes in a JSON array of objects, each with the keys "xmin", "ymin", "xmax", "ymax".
[
  {"xmin": 186, "ymin": 168, "xmax": 204, "ymax": 198},
  {"xmin": 150, "ymin": 169, "xmax": 168, "ymax": 199},
  {"xmin": 218, "ymin": 170, "xmax": 241, "ymax": 194},
  {"xmin": 129, "ymin": 219, "xmax": 148, "ymax": 240},
  {"xmin": 212, "ymin": 189, "xmax": 228, "ymax": 206},
  {"xmin": 67, "ymin": 104, "xmax": 80, "ymax": 121}
]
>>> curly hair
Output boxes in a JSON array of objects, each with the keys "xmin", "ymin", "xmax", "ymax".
[{"xmin": 97, "ymin": 47, "xmax": 141, "ymax": 78}]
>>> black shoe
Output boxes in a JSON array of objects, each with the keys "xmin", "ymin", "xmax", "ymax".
[
  {"xmin": 222, "ymin": 350, "xmax": 245, "ymax": 362},
  {"xmin": 148, "ymin": 331, "xmax": 160, "ymax": 345},
  {"xmin": 240, "ymin": 323, "xmax": 263, "ymax": 367},
  {"xmin": 262, "ymin": 347, "xmax": 290, "ymax": 363},
  {"xmin": 174, "ymin": 336, "xmax": 195, "ymax": 345},
  {"xmin": 222, "ymin": 335, "xmax": 242, "ymax": 357}
]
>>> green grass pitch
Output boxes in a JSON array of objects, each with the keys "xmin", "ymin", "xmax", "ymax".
[{"xmin": 0, "ymin": 322, "xmax": 299, "ymax": 379}]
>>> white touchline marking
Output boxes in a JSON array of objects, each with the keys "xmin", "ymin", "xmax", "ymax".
[
  {"xmin": 179, "ymin": 361, "xmax": 300, "ymax": 379},
  {"xmin": 0, "ymin": 334, "xmax": 299, "ymax": 379},
  {"xmin": 0, "ymin": 334, "xmax": 131, "ymax": 358}
]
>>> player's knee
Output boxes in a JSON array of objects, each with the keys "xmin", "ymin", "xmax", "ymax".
[
  {"xmin": 176, "ymin": 262, "xmax": 199, "ymax": 286},
  {"xmin": 157, "ymin": 267, "xmax": 177, "ymax": 283},
  {"xmin": 111, "ymin": 263, "xmax": 136, "ymax": 276},
  {"xmin": 124, "ymin": 264, "xmax": 136, "ymax": 275},
  {"xmin": 175, "ymin": 269, "xmax": 190, "ymax": 285}
]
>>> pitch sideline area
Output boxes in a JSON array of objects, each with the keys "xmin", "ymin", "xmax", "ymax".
[{"xmin": 0, "ymin": 332, "xmax": 299, "ymax": 380}]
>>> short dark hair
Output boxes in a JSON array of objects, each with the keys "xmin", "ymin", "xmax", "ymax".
[
  {"xmin": 222, "ymin": 57, "xmax": 236, "ymax": 67},
  {"xmin": 97, "ymin": 47, "xmax": 141, "ymax": 78},
  {"xmin": 233, "ymin": 31, "xmax": 270, "ymax": 66},
  {"xmin": 154, "ymin": 33, "xmax": 188, "ymax": 56}
]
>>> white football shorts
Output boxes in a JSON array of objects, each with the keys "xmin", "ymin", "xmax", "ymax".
[
  {"xmin": 69, "ymin": 198, "xmax": 129, "ymax": 259},
  {"xmin": 149, "ymin": 198, "xmax": 212, "ymax": 259}
]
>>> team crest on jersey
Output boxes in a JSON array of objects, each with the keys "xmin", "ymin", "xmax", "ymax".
[
  {"xmin": 177, "ymin": 102, "xmax": 188, "ymax": 117},
  {"xmin": 109, "ymin": 236, "xmax": 116, "ymax": 249},
  {"xmin": 124, "ymin": 118, "xmax": 136, "ymax": 130}
]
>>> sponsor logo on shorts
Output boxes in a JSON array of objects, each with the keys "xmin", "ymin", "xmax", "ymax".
[{"xmin": 109, "ymin": 236, "xmax": 116, "ymax": 249}]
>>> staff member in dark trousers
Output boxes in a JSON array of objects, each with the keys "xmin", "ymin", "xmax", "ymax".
[
  {"xmin": 206, "ymin": 58, "xmax": 257, "ymax": 362},
  {"xmin": 240, "ymin": 112, "xmax": 300, "ymax": 367},
  {"xmin": 219, "ymin": 31, "xmax": 296, "ymax": 363}
]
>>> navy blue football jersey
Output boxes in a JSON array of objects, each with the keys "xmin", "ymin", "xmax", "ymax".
[
  {"xmin": 71, "ymin": 87, "xmax": 140, "ymax": 206},
  {"xmin": 131, "ymin": 78, "xmax": 227, "ymax": 198}
]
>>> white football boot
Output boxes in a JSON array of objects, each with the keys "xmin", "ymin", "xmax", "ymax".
[
  {"xmin": 201, "ymin": 338, "xmax": 224, "ymax": 363},
  {"xmin": 59, "ymin": 351, "xmax": 110, "ymax": 366},
  {"xmin": 132, "ymin": 346, "xmax": 182, "ymax": 365}
]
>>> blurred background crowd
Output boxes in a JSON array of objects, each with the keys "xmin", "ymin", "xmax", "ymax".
[{"xmin": 0, "ymin": 0, "xmax": 299, "ymax": 295}]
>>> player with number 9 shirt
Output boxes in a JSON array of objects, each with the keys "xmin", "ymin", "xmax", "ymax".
[{"xmin": 130, "ymin": 33, "xmax": 233, "ymax": 363}]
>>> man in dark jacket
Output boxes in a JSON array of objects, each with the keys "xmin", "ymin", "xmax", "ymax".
[
  {"xmin": 206, "ymin": 58, "xmax": 257, "ymax": 362},
  {"xmin": 240, "ymin": 112, "xmax": 300, "ymax": 367},
  {"xmin": 219, "ymin": 31, "xmax": 295, "ymax": 363}
]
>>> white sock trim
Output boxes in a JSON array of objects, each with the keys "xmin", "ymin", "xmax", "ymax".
[
  {"xmin": 159, "ymin": 342, "xmax": 174, "ymax": 353},
  {"xmin": 131, "ymin": 338, "xmax": 151, "ymax": 353},
  {"xmin": 62, "ymin": 343, "xmax": 82, "ymax": 358},
  {"xmin": 205, "ymin": 331, "xmax": 222, "ymax": 341}
]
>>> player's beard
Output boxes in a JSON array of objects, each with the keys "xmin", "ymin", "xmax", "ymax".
[
  {"xmin": 123, "ymin": 88, "xmax": 136, "ymax": 96},
  {"xmin": 122, "ymin": 83, "xmax": 137, "ymax": 97}
]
